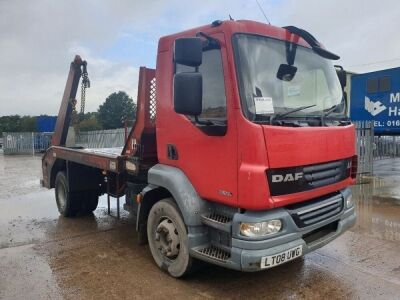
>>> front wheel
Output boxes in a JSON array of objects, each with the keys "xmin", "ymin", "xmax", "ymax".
[{"xmin": 147, "ymin": 198, "xmax": 194, "ymax": 278}]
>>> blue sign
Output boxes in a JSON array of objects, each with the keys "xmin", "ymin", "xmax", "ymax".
[
  {"xmin": 350, "ymin": 67, "xmax": 400, "ymax": 135},
  {"xmin": 36, "ymin": 116, "xmax": 57, "ymax": 133}
]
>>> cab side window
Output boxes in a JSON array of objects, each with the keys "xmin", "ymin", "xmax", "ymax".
[{"xmin": 176, "ymin": 49, "xmax": 227, "ymax": 121}]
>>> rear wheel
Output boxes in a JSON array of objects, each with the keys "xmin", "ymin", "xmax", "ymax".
[
  {"xmin": 55, "ymin": 171, "xmax": 79, "ymax": 217},
  {"xmin": 147, "ymin": 198, "xmax": 194, "ymax": 278}
]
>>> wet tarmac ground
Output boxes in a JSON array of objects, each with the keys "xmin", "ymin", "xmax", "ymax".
[{"xmin": 0, "ymin": 155, "xmax": 400, "ymax": 299}]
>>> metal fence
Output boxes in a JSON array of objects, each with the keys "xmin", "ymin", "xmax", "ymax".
[
  {"xmin": 2, "ymin": 132, "xmax": 52, "ymax": 155},
  {"xmin": 75, "ymin": 128, "xmax": 128, "ymax": 148},
  {"xmin": 373, "ymin": 136, "xmax": 400, "ymax": 159},
  {"xmin": 354, "ymin": 121, "xmax": 374, "ymax": 178},
  {"xmin": 1, "ymin": 128, "xmax": 128, "ymax": 155}
]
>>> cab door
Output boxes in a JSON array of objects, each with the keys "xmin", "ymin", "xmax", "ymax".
[{"xmin": 158, "ymin": 33, "xmax": 238, "ymax": 207}]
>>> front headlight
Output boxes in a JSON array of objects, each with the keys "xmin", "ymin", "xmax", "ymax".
[
  {"xmin": 346, "ymin": 194, "xmax": 354, "ymax": 208},
  {"xmin": 240, "ymin": 220, "xmax": 282, "ymax": 237}
]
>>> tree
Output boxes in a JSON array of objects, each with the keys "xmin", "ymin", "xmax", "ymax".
[
  {"xmin": 0, "ymin": 115, "xmax": 22, "ymax": 132},
  {"xmin": 20, "ymin": 116, "xmax": 37, "ymax": 132},
  {"xmin": 0, "ymin": 115, "xmax": 38, "ymax": 133},
  {"xmin": 78, "ymin": 118, "xmax": 102, "ymax": 131},
  {"xmin": 77, "ymin": 111, "xmax": 99, "ymax": 123},
  {"xmin": 97, "ymin": 91, "xmax": 136, "ymax": 129}
]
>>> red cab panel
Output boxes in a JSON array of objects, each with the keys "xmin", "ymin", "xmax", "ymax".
[{"xmin": 263, "ymin": 125, "xmax": 355, "ymax": 168}]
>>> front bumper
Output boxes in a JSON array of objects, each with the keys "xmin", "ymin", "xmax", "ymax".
[
  {"xmin": 239, "ymin": 207, "xmax": 355, "ymax": 271},
  {"xmin": 190, "ymin": 187, "xmax": 356, "ymax": 271}
]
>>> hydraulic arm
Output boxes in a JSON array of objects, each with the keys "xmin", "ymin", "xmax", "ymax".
[{"xmin": 51, "ymin": 55, "xmax": 89, "ymax": 146}]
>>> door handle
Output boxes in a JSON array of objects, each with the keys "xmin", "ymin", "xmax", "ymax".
[{"xmin": 167, "ymin": 144, "xmax": 178, "ymax": 160}]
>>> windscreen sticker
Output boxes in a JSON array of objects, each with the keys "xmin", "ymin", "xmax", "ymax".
[
  {"xmin": 287, "ymin": 85, "xmax": 301, "ymax": 96},
  {"xmin": 254, "ymin": 97, "xmax": 274, "ymax": 114}
]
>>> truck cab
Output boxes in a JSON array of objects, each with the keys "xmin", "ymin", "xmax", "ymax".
[
  {"xmin": 157, "ymin": 20, "xmax": 355, "ymax": 209},
  {"xmin": 146, "ymin": 20, "xmax": 356, "ymax": 275},
  {"xmin": 42, "ymin": 19, "xmax": 357, "ymax": 278}
]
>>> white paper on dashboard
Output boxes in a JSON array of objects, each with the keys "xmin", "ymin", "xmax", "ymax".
[{"xmin": 254, "ymin": 97, "xmax": 274, "ymax": 114}]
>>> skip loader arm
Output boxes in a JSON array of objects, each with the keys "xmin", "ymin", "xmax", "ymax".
[{"xmin": 51, "ymin": 55, "xmax": 87, "ymax": 146}]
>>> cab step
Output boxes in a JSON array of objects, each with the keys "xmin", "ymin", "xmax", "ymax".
[
  {"xmin": 194, "ymin": 245, "xmax": 231, "ymax": 262},
  {"xmin": 201, "ymin": 212, "xmax": 232, "ymax": 233}
]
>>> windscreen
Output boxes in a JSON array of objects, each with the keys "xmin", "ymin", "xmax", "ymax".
[{"xmin": 233, "ymin": 34, "xmax": 345, "ymax": 122}]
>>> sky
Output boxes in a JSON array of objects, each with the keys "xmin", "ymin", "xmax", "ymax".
[{"xmin": 1, "ymin": 0, "xmax": 400, "ymax": 116}]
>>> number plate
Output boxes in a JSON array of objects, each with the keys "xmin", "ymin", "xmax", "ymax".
[{"xmin": 260, "ymin": 245, "xmax": 303, "ymax": 269}]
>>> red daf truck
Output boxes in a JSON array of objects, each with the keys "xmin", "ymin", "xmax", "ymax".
[{"xmin": 41, "ymin": 19, "xmax": 357, "ymax": 277}]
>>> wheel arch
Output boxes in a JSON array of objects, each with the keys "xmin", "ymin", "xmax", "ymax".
[
  {"xmin": 136, "ymin": 185, "xmax": 172, "ymax": 230},
  {"xmin": 144, "ymin": 164, "xmax": 211, "ymax": 227}
]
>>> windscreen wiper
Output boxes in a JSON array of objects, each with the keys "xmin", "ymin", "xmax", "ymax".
[
  {"xmin": 320, "ymin": 105, "xmax": 337, "ymax": 126},
  {"xmin": 322, "ymin": 105, "xmax": 339, "ymax": 118},
  {"xmin": 272, "ymin": 104, "xmax": 316, "ymax": 121},
  {"xmin": 321, "ymin": 104, "xmax": 350, "ymax": 126}
]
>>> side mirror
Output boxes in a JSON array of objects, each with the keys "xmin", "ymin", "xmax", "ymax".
[
  {"xmin": 174, "ymin": 72, "xmax": 202, "ymax": 116},
  {"xmin": 277, "ymin": 64, "xmax": 298, "ymax": 81},
  {"xmin": 335, "ymin": 65, "xmax": 347, "ymax": 89},
  {"xmin": 174, "ymin": 38, "xmax": 202, "ymax": 67}
]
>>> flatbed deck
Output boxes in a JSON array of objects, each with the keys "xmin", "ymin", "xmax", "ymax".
[
  {"xmin": 45, "ymin": 146, "xmax": 126, "ymax": 174},
  {"xmin": 80, "ymin": 147, "xmax": 123, "ymax": 157}
]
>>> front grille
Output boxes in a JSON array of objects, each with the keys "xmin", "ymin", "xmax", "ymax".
[
  {"xmin": 287, "ymin": 193, "xmax": 344, "ymax": 228},
  {"xmin": 303, "ymin": 160, "xmax": 349, "ymax": 188},
  {"xmin": 267, "ymin": 158, "xmax": 351, "ymax": 196}
]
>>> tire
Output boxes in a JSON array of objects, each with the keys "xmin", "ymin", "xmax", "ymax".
[
  {"xmin": 55, "ymin": 171, "xmax": 79, "ymax": 217},
  {"xmin": 80, "ymin": 191, "xmax": 99, "ymax": 214},
  {"xmin": 147, "ymin": 198, "xmax": 194, "ymax": 278}
]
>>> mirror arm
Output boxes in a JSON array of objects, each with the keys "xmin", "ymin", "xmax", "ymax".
[{"xmin": 196, "ymin": 32, "xmax": 220, "ymax": 49}]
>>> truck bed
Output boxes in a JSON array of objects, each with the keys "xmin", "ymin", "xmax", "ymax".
[
  {"xmin": 46, "ymin": 146, "xmax": 125, "ymax": 173},
  {"xmin": 80, "ymin": 147, "xmax": 123, "ymax": 157}
]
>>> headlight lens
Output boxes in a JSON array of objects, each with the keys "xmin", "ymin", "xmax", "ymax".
[
  {"xmin": 240, "ymin": 220, "xmax": 282, "ymax": 237},
  {"xmin": 346, "ymin": 194, "xmax": 354, "ymax": 208}
]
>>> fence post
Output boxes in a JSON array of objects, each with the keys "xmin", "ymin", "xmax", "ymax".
[
  {"xmin": 32, "ymin": 132, "xmax": 35, "ymax": 156},
  {"xmin": 355, "ymin": 121, "xmax": 374, "ymax": 181}
]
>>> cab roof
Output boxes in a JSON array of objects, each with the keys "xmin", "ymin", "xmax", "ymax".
[{"xmin": 158, "ymin": 19, "xmax": 310, "ymax": 52}]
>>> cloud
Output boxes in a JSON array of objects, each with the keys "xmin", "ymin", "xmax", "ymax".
[
  {"xmin": 1, "ymin": 0, "xmax": 400, "ymax": 116},
  {"xmin": 0, "ymin": 0, "xmax": 166, "ymax": 115}
]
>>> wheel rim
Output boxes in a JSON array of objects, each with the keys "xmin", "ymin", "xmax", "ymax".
[
  {"xmin": 155, "ymin": 217, "xmax": 180, "ymax": 259},
  {"xmin": 57, "ymin": 181, "xmax": 67, "ymax": 211}
]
